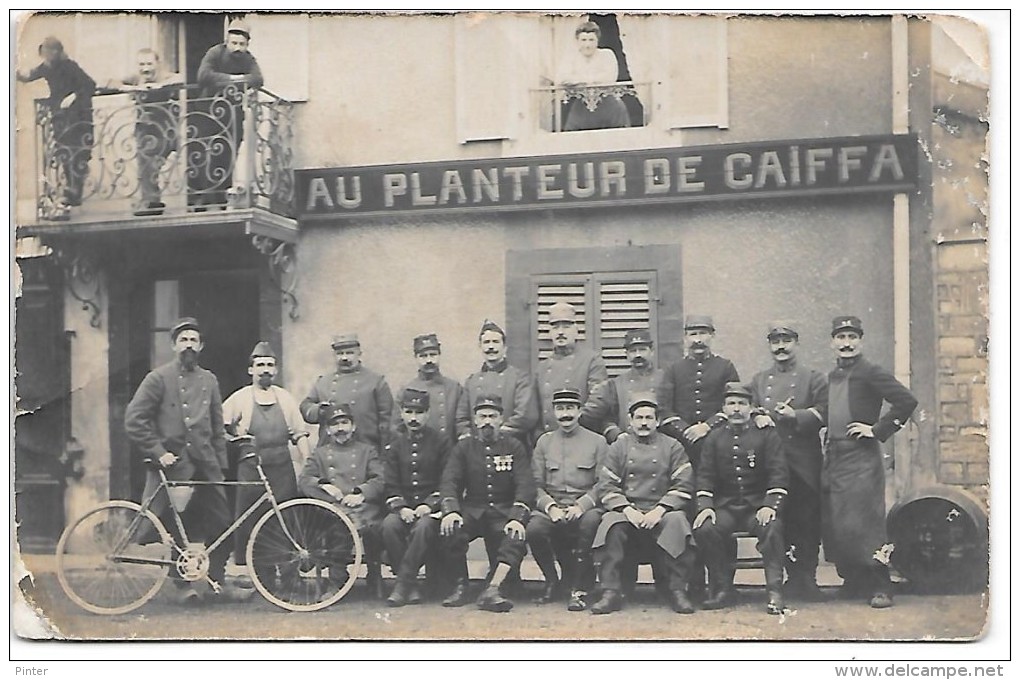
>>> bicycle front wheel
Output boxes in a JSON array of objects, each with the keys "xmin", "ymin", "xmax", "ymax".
[
  {"xmin": 55, "ymin": 500, "xmax": 172, "ymax": 615},
  {"xmin": 246, "ymin": 498, "xmax": 363, "ymax": 612}
]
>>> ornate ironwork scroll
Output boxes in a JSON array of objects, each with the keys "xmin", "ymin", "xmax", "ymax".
[
  {"xmin": 251, "ymin": 234, "xmax": 299, "ymax": 321},
  {"xmin": 50, "ymin": 246, "xmax": 102, "ymax": 328}
]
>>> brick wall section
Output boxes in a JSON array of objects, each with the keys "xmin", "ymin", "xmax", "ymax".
[{"xmin": 935, "ymin": 242, "xmax": 989, "ymax": 499}]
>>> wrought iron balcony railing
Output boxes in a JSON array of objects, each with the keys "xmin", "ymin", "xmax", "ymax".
[
  {"xmin": 532, "ymin": 80, "xmax": 652, "ymax": 133},
  {"xmin": 32, "ymin": 83, "xmax": 295, "ymax": 222}
]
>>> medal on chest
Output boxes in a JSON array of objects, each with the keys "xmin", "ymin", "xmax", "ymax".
[
  {"xmin": 492, "ymin": 455, "xmax": 513, "ymax": 472},
  {"xmin": 747, "ymin": 449, "xmax": 756, "ymax": 468}
]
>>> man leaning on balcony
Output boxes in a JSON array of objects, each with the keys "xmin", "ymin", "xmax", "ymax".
[
  {"xmin": 189, "ymin": 18, "xmax": 264, "ymax": 211},
  {"xmin": 110, "ymin": 48, "xmax": 183, "ymax": 217},
  {"xmin": 556, "ymin": 21, "xmax": 629, "ymax": 132}
]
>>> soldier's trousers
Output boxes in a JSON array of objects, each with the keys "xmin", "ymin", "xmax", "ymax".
[
  {"xmin": 694, "ymin": 507, "xmax": 785, "ymax": 591},
  {"xmin": 782, "ymin": 473, "xmax": 822, "ymax": 580},
  {"xmin": 527, "ymin": 509, "xmax": 603, "ymax": 592},
  {"xmin": 597, "ymin": 523, "xmax": 695, "ymax": 593},
  {"xmin": 381, "ymin": 513, "xmax": 441, "ymax": 584},
  {"xmin": 442, "ymin": 510, "xmax": 528, "ymax": 580}
]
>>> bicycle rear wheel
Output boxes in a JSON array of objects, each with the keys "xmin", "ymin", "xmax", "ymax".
[
  {"xmin": 55, "ymin": 500, "xmax": 172, "ymax": 615},
  {"xmin": 246, "ymin": 498, "xmax": 363, "ymax": 612}
]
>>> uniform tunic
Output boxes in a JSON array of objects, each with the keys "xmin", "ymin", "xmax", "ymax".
[
  {"xmin": 749, "ymin": 359, "xmax": 827, "ymax": 575},
  {"xmin": 298, "ymin": 438, "xmax": 385, "ymax": 532},
  {"xmin": 658, "ymin": 353, "xmax": 739, "ymax": 441},
  {"xmin": 456, "ymin": 360, "xmax": 538, "ymax": 441},
  {"xmin": 124, "ymin": 358, "xmax": 231, "ymax": 580},
  {"xmin": 535, "ymin": 345, "xmax": 608, "ymax": 436},
  {"xmin": 580, "ymin": 365, "xmax": 665, "ymax": 439},
  {"xmin": 823, "ymin": 356, "xmax": 917, "ymax": 575},
  {"xmin": 392, "ymin": 371, "xmax": 463, "ymax": 442},
  {"xmin": 301, "ymin": 366, "xmax": 395, "ymax": 448}
]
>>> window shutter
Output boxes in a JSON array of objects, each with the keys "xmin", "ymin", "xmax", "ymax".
[
  {"xmin": 595, "ymin": 273, "xmax": 657, "ymax": 378},
  {"xmin": 533, "ymin": 276, "xmax": 590, "ymax": 369},
  {"xmin": 665, "ymin": 14, "xmax": 729, "ymax": 129}
]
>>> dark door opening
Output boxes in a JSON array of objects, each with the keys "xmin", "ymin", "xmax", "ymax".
[{"xmin": 182, "ymin": 13, "xmax": 227, "ymax": 85}]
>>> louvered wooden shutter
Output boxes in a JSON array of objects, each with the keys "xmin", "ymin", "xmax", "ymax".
[
  {"xmin": 595, "ymin": 272, "xmax": 657, "ymax": 378},
  {"xmin": 533, "ymin": 276, "xmax": 591, "ymax": 368}
]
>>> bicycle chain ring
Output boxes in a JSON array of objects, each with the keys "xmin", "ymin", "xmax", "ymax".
[{"xmin": 175, "ymin": 546, "xmax": 210, "ymax": 581}]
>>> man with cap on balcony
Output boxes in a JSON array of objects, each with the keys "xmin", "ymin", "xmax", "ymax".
[
  {"xmin": 824, "ymin": 315, "xmax": 917, "ymax": 609},
  {"xmin": 298, "ymin": 402, "xmax": 387, "ymax": 598},
  {"xmin": 590, "ymin": 393, "xmax": 697, "ymax": 615},
  {"xmin": 392, "ymin": 333, "xmax": 463, "ymax": 442},
  {"xmin": 535, "ymin": 302, "xmax": 609, "ymax": 439},
  {"xmin": 189, "ymin": 18, "xmax": 264, "ymax": 210},
  {"xmin": 381, "ymin": 388, "xmax": 453, "ymax": 607},
  {"xmin": 658, "ymin": 314, "xmax": 740, "ymax": 465},
  {"xmin": 222, "ymin": 341, "xmax": 311, "ymax": 585},
  {"xmin": 456, "ymin": 319, "xmax": 538, "ymax": 446},
  {"xmin": 693, "ymin": 382, "xmax": 790, "ymax": 615},
  {"xmin": 124, "ymin": 317, "xmax": 249, "ymax": 604},
  {"xmin": 747, "ymin": 321, "xmax": 828, "ymax": 601},
  {"xmin": 528, "ymin": 388, "xmax": 609, "ymax": 611},
  {"xmin": 581, "ymin": 328, "xmax": 665, "ymax": 443},
  {"xmin": 439, "ymin": 394, "xmax": 535, "ymax": 612},
  {"xmin": 300, "ymin": 333, "xmax": 394, "ymax": 450}
]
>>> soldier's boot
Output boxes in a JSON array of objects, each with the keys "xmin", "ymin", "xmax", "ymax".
[
  {"xmin": 764, "ymin": 561, "xmax": 786, "ymax": 616},
  {"xmin": 669, "ymin": 587, "xmax": 695, "ymax": 615},
  {"xmin": 386, "ymin": 579, "xmax": 414, "ymax": 608},
  {"xmin": 590, "ymin": 589, "xmax": 623, "ymax": 615},
  {"xmin": 407, "ymin": 581, "xmax": 424, "ymax": 605},
  {"xmin": 442, "ymin": 579, "xmax": 472, "ymax": 608},
  {"xmin": 476, "ymin": 583, "xmax": 514, "ymax": 613},
  {"xmin": 868, "ymin": 563, "xmax": 894, "ymax": 609},
  {"xmin": 701, "ymin": 566, "xmax": 737, "ymax": 610},
  {"xmin": 567, "ymin": 550, "xmax": 595, "ymax": 612},
  {"xmin": 366, "ymin": 561, "xmax": 385, "ymax": 600},
  {"xmin": 531, "ymin": 544, "xmax": 560, "ymax": 604}
]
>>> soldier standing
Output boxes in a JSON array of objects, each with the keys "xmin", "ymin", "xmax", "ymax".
[
  {"xmin": 300, "ymin": 333, "xmax": 394, "ymax": 449},
  {"xmin": 748, "ymin": 321, "xmax": 828, "ymax": 600},
  {"xmin": 590, "ymin": 394, "xmax": 697, "ymax": 615},
  {"xmin": 381, "ymin": 388, "xmax": 451, "ymax": 607},
  {"xmin": 693, "ymin": 383, "xmax": 790, "ymax": 615},
  {"xmin": 580, "ymin": 328, "xmax": 664, "ymax": 443},
  {"xmin": 439, "ymin": 395, "xmax": 535, "ymax": 612},
  {"xmin": 824, "ymin": 315, "xmax": 917, "ymax": 608},
  {"xmin": 528, "ymin": 388, "xmax": 608, "ymax": 611},
  {"xmin": 392, "ymin": 333, "xmax": 463, "ymax": 442},
  {"xmin": 535, "ymin": 302, "xmax": 608, "ymax": 439}
]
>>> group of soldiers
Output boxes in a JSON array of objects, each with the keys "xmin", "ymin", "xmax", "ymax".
[{"xmin": 123, "ymin": 301, "xmax": 918, "ymax": 616}]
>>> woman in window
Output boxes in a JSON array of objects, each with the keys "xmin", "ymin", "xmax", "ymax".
[{"xmin": 557, "ymin": 22, "xmax": 630, "ymax": 132}]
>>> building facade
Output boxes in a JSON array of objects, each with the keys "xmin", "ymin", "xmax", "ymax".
[{"xmin": 14, "ymin": 12, "xmax": 988, "ymax": 579}]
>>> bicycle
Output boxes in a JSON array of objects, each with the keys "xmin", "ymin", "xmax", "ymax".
[{"xmin": 55, "ymin": 436, "xmax": 364, "ymax": 614}]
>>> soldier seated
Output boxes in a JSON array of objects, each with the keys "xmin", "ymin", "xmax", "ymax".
[{"xmin": 692, "ymin": 383, "xmax": 789, "ymax": 615}]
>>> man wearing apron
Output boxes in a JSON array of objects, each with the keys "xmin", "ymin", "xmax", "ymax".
[
  {"xmin": 824, "ymin": 315, "xmax": 917, "ymax": 609},
  {"xmin": 223, "ymin": 341, "xmax": 310, "ymax": 589}
]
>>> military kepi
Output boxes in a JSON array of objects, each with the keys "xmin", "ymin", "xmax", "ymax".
[
  {"xmin": 723, "ymin": 382, "xmax": 753, "ymax": 400},
  {"xmin": 628, "ymin": 391, "xmax": 658, "ymax": 414},
  {"xmin": 548, "ymin": 301, "xmax": 577, "ymax": 323},
  {"xmin": 479, "ymin": 319, "xmax": 505, "ymax": 338},
  {"xmin": 831, "ymin": 315, "xmax": 864, "ymax": 337},
  {"xmin": 400, "ymin": 387, "xmax": 430, "ymax": 410},
  {"xmin": 766, "ymin": 321, "xmax": 798, "ymax": 339},
  {"xmin": 325, "ymin": 403, "xmax": 355, "ymax": 422},
  {"xmin": 413, "ymin": 333, "xmax": 441, "ymax": 354},
  {"xmin": 552, "ymin": 388, "xmax": 582, "ymax": 405},
  {"xmin": 170, "ymin": 317, "xmax": 200, "ymax": 341},
  {"xmin": 249, "ymin": 341, "xmax": 276, "ymax": 361},
  {"xmin": 624, "ymin": 329, "xmax": 653, "ymax": 347},
  {"xmin": 331, "ymin": 333, "xmax": 360, "ymax": 349},
  {"xmin": 474, "ymin": 394, "xmax": 504, "ymax": 413},
  {"xmin": 684, "ymin": 314, "xmax": 715, "ymax": 331}
]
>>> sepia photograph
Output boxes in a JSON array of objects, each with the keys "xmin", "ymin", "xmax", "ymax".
[{"xmin": 9, "ymin": 7, "xmax": 996, "ymax": 661}]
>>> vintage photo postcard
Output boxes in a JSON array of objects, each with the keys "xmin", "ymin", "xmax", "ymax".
[{"xmin": 11, "ymin": 10, "xmax": 991, "ymax": 648}]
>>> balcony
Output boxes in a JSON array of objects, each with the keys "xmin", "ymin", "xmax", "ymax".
[
  {"xmin": 533, "ymin": 80, "xmax": 651, "ymax": 134},
  {"xmin": 23, "ymin": 83, "xmax": 296, "ymax": 242}
]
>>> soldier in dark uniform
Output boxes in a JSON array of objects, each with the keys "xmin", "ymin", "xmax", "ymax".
[
  {"xmin": 392, "ymin": 334, "xmax": 463, "ymax": 442},
  {"xmin": 300, "ymin": 333, "xmax": 394, "ymax": 449},
  {"xmin": 824, "ymin": 315, "xmax": 917, "ymax": 609},
  {"xmin": 528, "ymin": 388, "xmax": 608, "ymax": 611},
  {"xmin": 581, "ymin": 328, "xmax": 665, "ymax": 443},
  {"xmin": 534, "ymin": 302, "xmax": 609, "ymax": 439},
  {"xmin": 298, "ymin": 402, "xmax": 387, "ymax": 598},
  {"xmin": 590, "ymin": 394, "xmax": 697, "ymax": 615},
  {"xmin": 439, "ymin": 395, "xmax": 535, "ymax": 612},
  {"xmin": 381, "ymin": 388, "xmax": 451, "ymax": 607},
  {"xmin": 748, "ymin": 321, "xmax": 828, "ymax": 601},
  {"xmin": 693, "ymin": 383, "xmax": 790, "ymax": 615},
  {"xmin": 456, "ymin": 320, "xmax": 538, "ymax": 446},
  {"xmin": 124, "ymin": 317, "xmax": 249, "ymax": 603}
]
